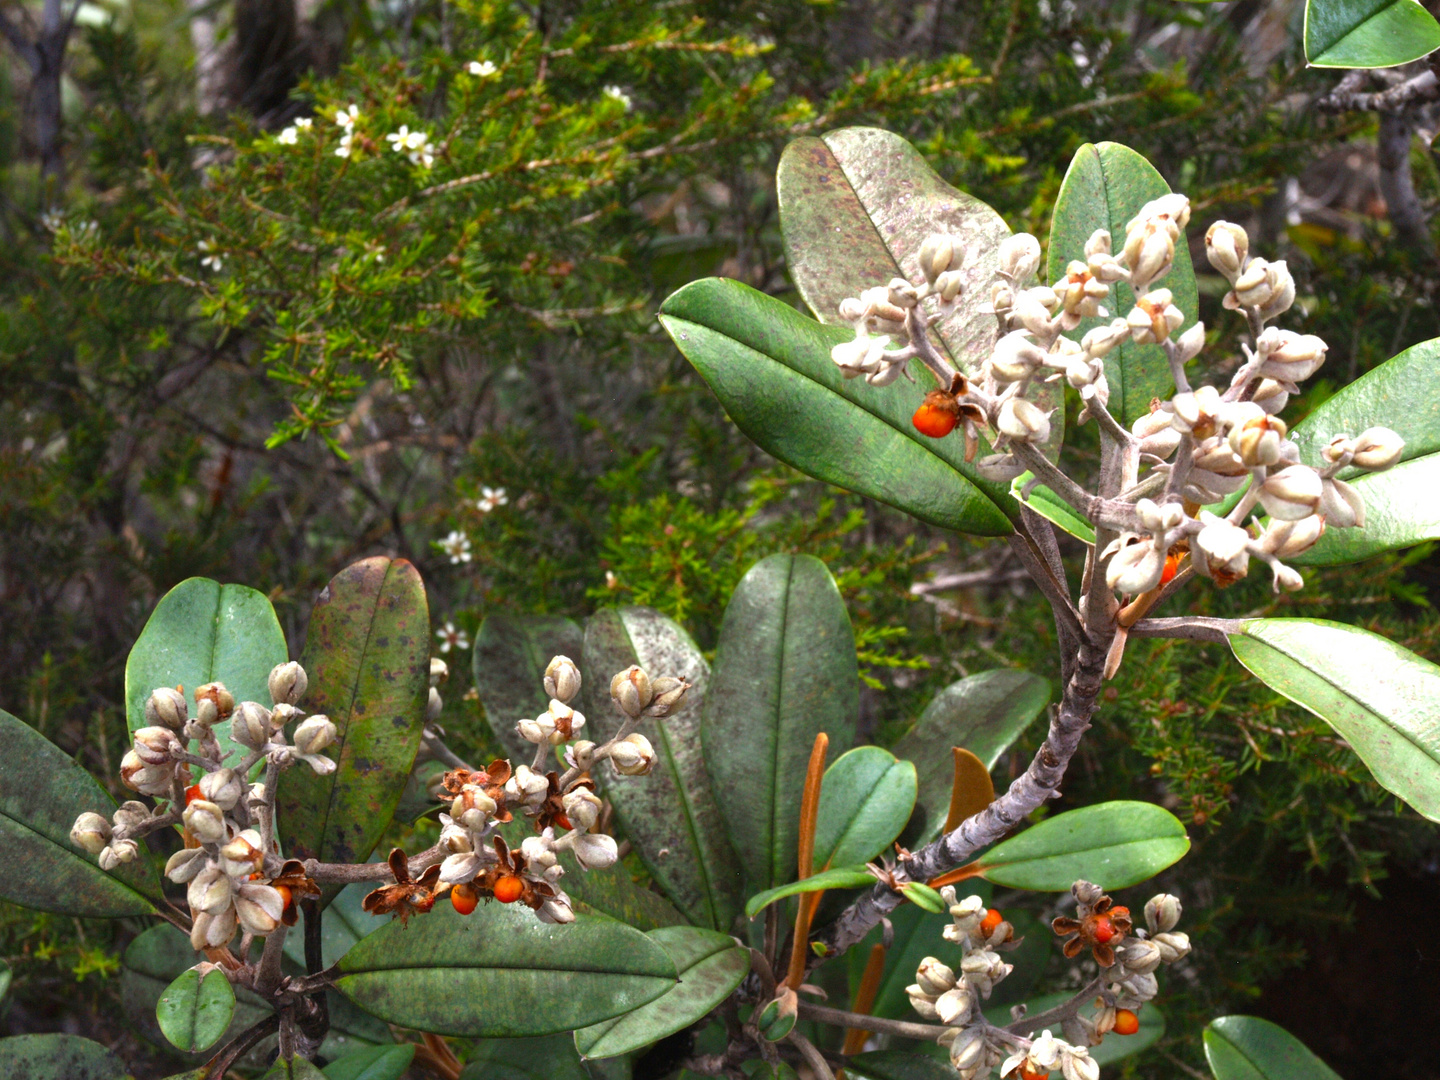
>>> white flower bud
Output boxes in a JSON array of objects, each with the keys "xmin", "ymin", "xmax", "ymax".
[
  {"xmin": 199, "ymin": 768, "xmax": 243, "ymax": 812},
  {"xmin": 1319, "ymin": 476, "xmax": 1365, "ymax": 528},
  {"xmin": 183, "ymin": 799, "xmax": 228, "ymax": 845},
  {"xmin": 1152, "ymin": 931, "xmax": 1191, "ymax": 963},
  {"xmin": 70, "ymin": 812, "xmax": 112, "ymax": 855},
  {"xmin": 544, "ymin": 700, "xmax": 585, "ymax": 744},
  {"xmin": 1256, "ymin": 328, "xmax": 1326, "ymax": 384},
  {"xmin": 1174, "ymin": 320, "xmax": 1206, "ymax": 364},
  {"xmin": 219, "ymin": 829, "xmax": 264, "ymax": 879},
  {"xmin": 609, "ymin": 732, "xmax": 656, "ymax": 776},
  {"xmin": 113, "ymin": 801, "xmax": 150, "ymax": 829},
  {"xmin": 1228, "ymin": 412, "xmax": 1287, "ymax": 467},
  {"xmin": 520, "ymin": 835, "xmax": 559, "ymax": 875},
  {"xmin": 1259, "ymin": 465, "xmax": 1323, "ymax": 521},
  {"xmin": 1128, "ymin": 228, "xmax": 1175, "ymax": 291},
  {"xmin": 919, "ymin": 234, "xmax": 959, "ymax": 283},
  {"xmin": 572, "ymin": 831, "xmax": 618, "ymax": 870},
  {"xmin": 119, "ymin": 750, "xmax": 172, "ymax": 796},
  {"xmin": 935, "ymin": 984, "xmax": 975, "ymax": 1025},
  {"xmin": 1195, "ymin": 512, "xmax": 1252, "ymax": 582},
  {"xmin": 907, "ymin": 986, "xmax": 940, "ymax": 1019},
  {"xmin": 99, "ymin": 840, "xmax": 137, "ymax": 870},
  {"xmin": 1062, "ymin": 1048, "xmax": 1101, "ymax": 1080},
  {"xmin": 451, "ymin": 785, "xmax": 497, "ymax": 830},
  {"xmin": 188, "ymin": 866, "xmax": 234, "ymax": 915},
  {"xmin": 610, "ymin": 666, "xmax": 653, "ymax": 718},
  {"xmin": 1106, "ymin": 540, "xmax": 1165, "ymax": 596},
  {"xmin": 915, "ymin": 957, "xmax": 957, "ymax": 996},
  {"xmin": 997, "ymin": 397, "xmax": 1051, "ymax": 444},
  {"xmin": 536, "ymin": 890, "xmax": 575, "ymax": 925},
  {"xmin": 517, "ymin": 713, "xmax": 556, "ymax": 744},
  {"xmin": 1252, "ymin": 378, "xmax": 1290, "ymax": 415},
  {"xmin": 427, "ymin": 686, "xmax": 443, "ymax": 722},
  {"xmin": 164, "ymin": 847, "xmax": 209, "ymax": 883},
  {"xmin": 1270, "ymin": 562, "xmax": 1304, "ymax": 592},
  {"xmin": 837, "ymin": 296, "xmax": 867, "ymax": 322},
  {"xmin": 935, "ymin": 269, "xmax": 965, "ymax": 303},
  {"xmin": 1144, "ymin": 893, "xmax": 1182, "ymax": 933},
  {"xmin": 267, "ymin": 661, "xmax": 308, "ymax": 706},
  {"xmin": 132, "ymin": 726, "xmax": 179, "ymax": 765},
  {"xmin": 998, "ymin": 233, "xmax": 1042, "ymax": 283},
  {"xmin": 504, "ymin": 765, "xmax": 550, "ymax": 808},
  {"xmin": 987, "ymin": 331, "xmax": 1047, "ymax": 384},
  {"xmin": 887, "ymin": 278, "xmax": 919, "ymax": 309},
  {"xmin": 1351, "ymin": 427, "xmax": 1404, "ymax": 470},
  {"xmin": 568, "ymin": 740, "xmax": 597, "ymax": 771},
  {"xmin": 190, "ymin": 907, "xmax": 237, "ymax": 951},
  {"xmin": 1259, "ymin": 515, "xmax": 1325, "ymax": 558},
  {"xmin": 439, "ymin": 851, "xmax": 481, "ymax": 884},
  {"xmin": 948, "ymin": 1027, "xmax": 988, "ymax": 1070},
  {"xmin": 1169, "ymin": 385, "xmax": 1222, "ymax": 437},
  {"xmin": 544, "ymin": 655, "xmax": 582, "ymax": 702},
  {"xmin": 1084, "ymin": 229, "xmax": 1112, "ymax": 257},
  {"xmin": 231, "ymin": 702, "xmax": 274, "ymax": 750},
  {"xmin": 831, "ymin": 333, "xmax": 888, "ymax": 379},
  {"xmin": 235, "ymin": 882, "xmax": 285, "ymax": 935},
  {"xmin": 562, "ymin": 788, "xmax": 603, "ymax": 832},
  {"xmin": 974, "ymin": 454, "xmax": 1026, "ymax": 482},
  {"xmin": 145, "ymin": 687, "xmax": 189, "ymax": 731},
  {"xmin": 1205, "ymin": 221, "xmax": 1248, "ymax": 280},
  {"xmin": 1117, "ymin": 938, "xmax": 1163, "ymax": 975},
  {"xmin": 430, "ymin": 656, "xmax": 449, "ymax": 686},
  {"xmin": 293, "ymin": 715, "xmax": 338, "ymax": 756}
]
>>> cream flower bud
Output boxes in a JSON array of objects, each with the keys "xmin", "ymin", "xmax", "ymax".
[
  {"xmin": 838, "ymin": 297, "xmax": 867, "ymax": 322},
  {"xmin": 1116, "ymin": 939, "xmax": 1163, "ymax": 975},
  {"xmin": 572, "ymin": 831, "xmax": 619, "ymax": 870},
  {"xmin": 1144, "ymin": 893, "xmax": 1182, "ymax": 933},
  {"xmin": 99, "ymin": 839, "xmax": 138, "ymax": 870},
  {"xmin": 919, "ymin": 234, "xmax": 958, "ymax": 283},
  {"xmin": 219, "ymin": 829, "xmax": 264, "ymax": 878},
  {"xmin": 293, "ymin": 715, "xmax": 337, "ymax": 756},
  {"xmin": 997, "ymin": 398, "xmax": 1051, "ymax": 444},
  {"xmin": 517, "ymin": 713, "xmax": 556, "ymax": 745},
  {"xmin": 1084, "ymin": 229, "xmax": 1112, "ymax": 257},
  {"xmin": 1169, "ymin": 385, "xmax": 1222, "ymax": 437},
  {"xmin": 568, "ymin": 740, "xmax": 597, "ymax": 771},
  {"xmin": 1205, "ymin": 221, "xmax": 1248, "ymax": 280},
  {"xmin": 164, "ymin": 846, "xmax": 209, "ymax": 883},
  {"xmin": 907, "ymin": 986, "xmax": 940, "ymax": 1019},
  {"xmin": 1259, "ymin": 465, "xmax": 1323, "ymax": 521},
  {"xmin": 113, "ymin": 801, "xmax": 150, "ymax": 829},
  {"xmin": 1128, "ymin": 228, "xmax": 1175, "ymax": 291},
  {"xmin": 1320, "ymin": 477, "xmax": 1366, "ymax": 528},
  {"xmin": 439, "ymin": 816, "xmax": 473, "ymax": 854},
  {"xmin": 1078, "ymin": 319, "xmax": 1127, "ymax": 359},
  {"xmin": 998, "ymin": 233, "xmax": 1042, "ymax": 282},
  {"xmin": 1259, "ymin": 515, "xmax": 1325, "ymax": 558},
  {"xmin": 451, "ymin": 784, "xmax": 497, "ymax": 830},
  {"xmin": 1256, "ymin": 328, "xmax": 1326, "ymax": 384},
  {"xmin": 1229, "ymin": 257, "xmax": 1274, "ymax": 308},
  {"xmin": 145, "ymin": 687, "xmax": 189, "ymax": 731},
  {"xmin": 1132, "ymin": 410, "xmax": 1180, "ymax": 460},
  {"xmin": 119, "ymin": 750, "xmax": 171, "ymax": 796},
  {"xmin": 831, "ymin": 334, "xmax": 887, "ymax": 378},
  {"xmin": 1152, "ymin": 931, "xmax": 1191, "ymax": 963},
  {"xmin": 427, "ymin": 686, "xmax": 443, "ymax": 722},
  {"xmin": 915, "ymin": 957, "xmax": 957, "ymax": 996},
  {"xmin": 935, "ymin": 984, "xmax": 975, "ymax": 1025},
  {"xmin": 520, "ymin": 834, "xmax": 558, "ymax": 872},
  {"xmin": 132, "ymin": 726, "xmax": 178, "ymax": 765},
  {"xmin": 235, "ymin": 882, "xmax": 285, "ymax": 935},
  {"xmin": 430, "ymin": 657, "xmax": 449, "ymax": 686},
  {"xmin": 562, "ymin": 788, "xmax": 603, "ymax": 832},
  {"xmin": 544, "ymin": 655, "xmax": 582, "ymax": 702},
  {"xmin": 183, "ymin": 799, "xmax": 228, "ymax": 845},
  {"xmin": 1195, "ymin": 512, "xmax": 1251, "ymax": 582},
  {"xmin": 1011, "ymin": 291, "xmax": 1055, "ymax": 337},
  {"xmin": 935, "ymin": 269, "xmax": 965, "ymax": 303},
  {"xmin": 1135, "ymin": 193, "xmax": 1192, "ymax": 232},
  {"xmin": 189, "ymin": 907, "xmax": 238, "ymax": 951},
  {"xmin": 988, "ymin": 331, "xmax": 1047, "ymax": 384},
  {"xmin": 948, "ymin": 1027, "xmax": 988, "ymax": 1070},
  {"xmin": 644, "ymin": 676, "xmax": 689, "ymax": 718},
  {"xmin": 1062, "ymin": 1048, "xmax": 1101, "ymax": 1080},
  {"xmin": 1106, "ymin": 540, "xmax": 1165, "ymax": 596},
  {"xmin": 70, "ymin": 812, "xmax": 112, "ymax": 855},
  {"xmin": 1174, "ymin": 320, "xmax": 1206, "ymax": 364},
  {"xmin": 199, "ymin": 768, "xmax": 243, "ymax": 812},
  {"xmin": 196, "ymin": 683, "xmax": 234, "ymax": 719},
  {"xmin": 544, "ymin": 700, "xmax": 585, "ymax": 744},
  {"xmin": 1351, "ymin": 427, "xmax": 1404, "ymax": 470},
  {"xmin": 536, "ymin": 891, "xmax": 575, "ymax": 924},
  {"xmin": 1252, "ymin": 378, "xmax": 1290, "ymax": 415},
  {"xmin": 188, "ymin": 866, "xmax": 233, "ymax": 915},
  {"xmin": 267, "ymin": 661, "xmax": 308, "ymax": 706},
  {"xmin": 1229, "ymin": 412, "xmax": 1287, "ymax": 467},
  {"xmin": 231, "ymin": 701, "xmax": 274, "ymax": 750},
  {"xmin": 505, "ymin": 765, "xmax": 549, "ymax": 808},
  {"xmin": 1270, "ymin": 561, "xmax": 1304, "ymax": 592},
  {"xmin": 610, "ymin": 732, "xmax": 655, "ymax": 776},
  {"xmin": 610, "ymin": 666, "xmax": 653, "ymax": 718},
  {"xmin": 1258, "ymin": 262, "xmax": 1296, "ymax": 321},
  {"xmin": 887, "ymin": 278, "xmax": 919, "ymax": 309}
]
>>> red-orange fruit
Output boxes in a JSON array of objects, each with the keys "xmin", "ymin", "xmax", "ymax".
[
  {"xmin": 1018, "ymin": 1065, "xmax": 1049, "ymax": 1080},
  {"xmin": 1091, "ymin": 914, "xmax": 1117, "ymax": 943},
  {"xmin": 451, "ymin": 883, "xmax": 479, "ymax": 915},
  {"xmin": 184, "ymin": 783, "xmax": 203, "ymax": 805},
  {"xmin": 912, "ymin": 390, "xmax": 961, "ymax": 438},
  {"xmin": 493, "ymin": 874, "xmax": 524, "ymax": 904},
  {"xmin": 1161, "ymin": 552, "xmax": 1182, "ymax": 585},
  {"xmin": 980, "ymin": 908, "xmax": 1004, "ymax": 937},
  {"xmin": 553, "ymin": 812, "xmax": 572, "ymax": 831},
  {"xmin": 1114, "ymin": 1009, "xmax": 1140, "ymax": 1036},
  {"xmin": 275, "ymin": 885, "xmax": 293, "ymax": 912}
]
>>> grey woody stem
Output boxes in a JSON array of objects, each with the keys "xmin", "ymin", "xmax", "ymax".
[
  {"xmin": 797, "ymin": 1001, "xmax": 949, "ymax": 1042},
  {"xmin": 301, "ymin": 842, "xmax": 444, "ymax": 883},
  {"xmin": 787, "ymin": 1030, "xmax": 837, "ymax": 1080},
  {"xmin": 255, "ymin": 922, "xmax": 289, "ymax": 995},
  {"xmin": 1003, "ymin": 974, "xmax": 1107, "ymax": 1036},
  {"xmin": 1127, "ymin": 616, "xmax": 1242, "ymax": 643}
]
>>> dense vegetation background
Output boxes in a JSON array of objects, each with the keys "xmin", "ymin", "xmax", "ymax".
[{"xmin": 1, "ymin": 0, "xmax": 1438, "ymax": 1076}]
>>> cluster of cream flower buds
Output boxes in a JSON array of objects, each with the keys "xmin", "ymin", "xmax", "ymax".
[
  {"xmin": 71, "ymin": 662, "xmax": 337, "ymax": 951},
  {"xmin": 517, "ymin": 656, "xmax": 587, "ymax": 746}
]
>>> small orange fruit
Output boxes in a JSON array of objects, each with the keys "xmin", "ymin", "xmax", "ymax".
[
  {"xmin": 979, "ymin": 908, "xmax": 1004, "ymax": 937},
  {"xmin": 553, "ymin": 812, "xmax": 572, "ymax": 831},
  {"xmin": 1160, "ymin": 551, "xmax": 1182, "ymax": 585},
  {"xmin": 912, "ymin": 390, "xmax": 961, "ymax": 438},
  {"xmin": 184, "ymin": 783, "xmax": 203, "ymax": 805},
  {"xmin": 1091, "ymin": 914, "xmax": 1116, "ymax": 943},
  {"xmin": 275, "ymin": 884, "xmax": 293, "ymax": 912},
  {"xmin": 1018, "ymin": 1065, "xmax": 1049, "ymax": 1080},
  {"xmin": 1113, "ymin": 1009, "xmax": 1140, "ymax": 1036},
  {"xmin": 450, "ymin": 883, "xmax": 479, "ymax": 915},
  {"xmin": 493, "ymin": 874, "xmax": 524, "ymax": 904}
]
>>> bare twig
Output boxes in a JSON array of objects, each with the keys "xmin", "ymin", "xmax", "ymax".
[
  {"xmin": 798, "ymin": 1000, "xmax": 949, "ymax": 1042},
  {"xmin": 1128, "ymin": 616, "xmax": 1243, "ymax": 643}
]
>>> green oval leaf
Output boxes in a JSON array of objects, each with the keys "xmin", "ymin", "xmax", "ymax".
[
  {"xmin": 984, "ymin": 992, "xmax": 1164, "ymax": 1066},
  {"xmin": 0, "ymin": 708, "xmax": 160, "ymax": 916},
  {"xmin": 892, "ymin": 670, "xmax": 1051, "ymax": 846},
  {"xmin": 813, "ymin": 746, "xmax": 917, "ymax": 871},
  {"xmin": 125, "ymin": 577, "xmax": 288, "ymax": 769},
  {"xmin": 1305, "ymin": 0, "xmax": 1440, "ymax": 67},
  {"xmin": 1205, "ymin": 1016, "xmax": 1343, "ymax": 1080},
  {"xmin": 335, "ymin": 903, "xmax": 677, "ymax": 1038},
  {"xmin": 1230, "ymin": 618, "xmax": 1440, "ymax": 821},
  {"xmin": 777, "ymin": 128, "xmax": 1059, "ymax": 434},
  {"xmin": 1047, "ymin": 141, "xmax": 1198, "ymax": 427},
  {"xmin": 277, "ymin": 557, "xmax": 430, "ymax": 894},
  {"xmin": 581, "ymin": 607, "xmax": 744, "ymax": 931},
  {"xmin": 703, "ymin": 554, "xmax": 861, "ymax": 894},
  {"xmin": 979, "ymin": 801, "xmax": 1190, "ymax": 891},
  {"xmin": 0, "ymin": 1034, "xmax": 131, "ymax": 1079},
  {"xmin": 575, "ymin": 926, "xmax": 750, "ymax": 1060},
  {"xmin": 322, "ymin": 1044, "xmax": 417, "ymax": 1080},
  {"xmin": 282, "ymin": 881, "xmax": 387, "ymax": 971},
  {"xmin": 659, "ymin": 279, "xmax": 1015, "ymax": 536},
  {"xmin": 1010, "ymin": 474, "xmax": 1096, "ymax": 544},
  {"xmin": 157, "ymin": 967, "xmax": 235, "ymax": 1053},
  {"xmin": 474, "ymin": 614, "xmax": 584, "ymax": 762},
  {"xmin": 845, "ymin": 1049, "xmax": 959, "ymax": 1080},
  {"xmin": 1286, "ymin": 337, "xmax": 1440, "ymax": 565},
  {"xmin": 899, "ymin": 882, "xmax": 946, "ymax": 913},
  {"xmin": 744, "ymin": 866, "xmax": 879, "ymax": 919},
  {"xmin": 459, "ymin": 1036, "xmax": 592, "ymax": 1080}
]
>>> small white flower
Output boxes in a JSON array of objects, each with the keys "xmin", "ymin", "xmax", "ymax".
[
  {"xmin": 335, "ymin": 131, "xmax": 355, "ymax": 159},
  {"xmin": 602, "ymin": 85, "xmax": 633, "ymax": 111},
  {"xmin": 335, "ymin": 104, "xmax": 360, "ymax": 129},
  {"xmin": 278, "ymin": 126, "xmax": 299, "ymax": 145},
  {"xmin": 436, "ymin": 621, "xmax": 470, "ymax": 653},
  {"xmin": 197, "ymin": 239, "xmax": 223, "ymax": 272},
  {"xmin": 295, "ymin": 117, "xmax": 313, "ymax": 130},
  {"xmin": 468, "ymin": 60, "xmax": 498, "ymax": 77},
  {"xmin": 387, "ymin": 125, "xmax": 435, "ymax": 169},
  {"xmin": 438, "ymin": 530, "xmax": 472, "ymax": 564},
  {"xmin": 477, "ymin": 486, "xmax": 508, "ymax": 513}
]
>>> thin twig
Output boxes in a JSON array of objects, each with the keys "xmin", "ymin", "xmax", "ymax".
[{"xmin": 798, "ymin": 1001, "xmax": 948, "ymax": 1042}]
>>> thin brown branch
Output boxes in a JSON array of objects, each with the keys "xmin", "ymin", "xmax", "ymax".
[{"xmin": 798, "ymin": 1001, "xmax": 949, "ymax": 1042}]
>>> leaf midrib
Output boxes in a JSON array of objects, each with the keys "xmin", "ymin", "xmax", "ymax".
[
  {"xmin": 986, "ymin": 826, "xmax": 1183, "ymax": 868},
  {"xmin": 768, "ymin": 556, "xmax": 795, "ymax": 889}
]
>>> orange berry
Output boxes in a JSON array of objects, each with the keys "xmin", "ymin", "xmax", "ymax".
[
  {"xmin": 1160, "ymin": 552, "xmax": 1181, "ymax": 585},
  {"xmin": 1109, "ymin": 905, "xmax": 1131, "ymax": 922},
  {"xmin": 184, "ymin": 784, "xmax": 203, "ymax": 805},
  {"xmin": 979, "ymin": 908, "xmax": 1004, "ymax": 936},
  {"xmin": 1091, "ymin": 914, "xmax": 1116, "ymax": 943},
  {"xmin": 275, "ymin": 885, "xmax": 293, "ymax": 912},
  {"xmin": 493, "ymin": 874, "xmax": 524, "ymax": 904},
  {"xmin": 911, "ymin": 390, "xmax": 961, "ymax": 438},
  {"xmin": 450, "ymin": 883, "xmax": 479, "ymax": 915},
  {"xmin": 1018, "ymin": 1065, "xmax": 1049, "ymax": 1080},
  {"xmin": 1113, "ymin": 1008, "xmax": 1140, "ymax": 1036},
  {"xmin": 553, "ymin": 812, "xmax": 572, "ymax": 831}
]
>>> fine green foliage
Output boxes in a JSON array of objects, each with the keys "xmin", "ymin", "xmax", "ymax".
[
  {"xmin": 1046, "ymin": 141, "xmax": 1198, "ymax": 427},
  {"xmin": 573, "ymin": 926, "xmax": 750, "ymax": 1060},
  {"xmin": 1304, "ymin": 0, "xmax": 1440, "ymax": 67},
  {"xmin": 811, "ymin": 746, "xmax": 917, "ymax": 870},
  {"xmin": 1203, "ymin": 1016, "xmax": 1343, "ymax": 1080},
  {"xmin": 156, "ymin": 967, "xmax": 236, "ymax": 1053},
  {"xmin": 322, "ymin": 1044, "xmax": 416, "ymax": 1080},
  {"xmin": 0, "ymin": 709, "xmax": 160, "ymax": 916},
  {"xmin": 702, "ymin": 553, "xmax": 860, "ymax": 893},
  {"xmin": 124, "ymin": 577, "xmax": 288, "ymax": 767},
  {"xmin": 978, "ymin": 801, "xmax": 1191, "ymax": 891},
  {"xmin": 0, "ymin": 1034, "xmax": 132, "ymax": 1079},
  {"xmin": 581, "ymin": 606, "xmax": 744, "ymax": 931},
  {"xmin": 1230, "ymin": 618, "xmax": 1440, "ymax": 821},
  {"xmin": 277, "ymin": 557, "xmax": 430, "ymax": 890},
  {"xmin": 659, "ymin": 279, "xmax": 1015, "ymax": 535},
  {"xmin": 473, "ymin": 614, "xmax": 584, "ymax": 762},
  {"xmin": 744, "ymin": 867, "xmax": 879, "ymax": 919},
  {"xmin": 333, "ymin": 904, "xmax": 677, "ymax": 1038}
]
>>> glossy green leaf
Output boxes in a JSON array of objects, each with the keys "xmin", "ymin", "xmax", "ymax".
[
  {"xmin": 703, "ymin": 554, "xmax": 861, "ymax": 893},
  {"xmin": 0, "ymin": 708, "xmax": 160, "ymax": 916},
  {"xmin": 157, "ymin": 967, "xmax": 235, "ymax": 1052},
  {"xmin": 1010, "ymin": 474, "xmax": 1096, "ymax": 544},
  {"xmin": 322, "ymin": 1044, "xmax": 416, "ymax": 1080},
  {"xmin": 899, "ymin": 882, "xmax": 946, "ymax": 912},
  {"xmin": 125, "ymin": 576, "xmax": 288, "ymax": 769},
  {"xmin": 277, "ymin": 557, "xmax": 430, "ymax": 895},
  {"xmin": 984, "ymin": 993, "xmax": 1164, "ymax": 1066},
  {"xmin": 335, "ymin": 902, "xmax": 677, "ymax": 1038},
  {"xmin": 845, "ymin": 1050, "xmax": 957, "ymax": 1080},
  {"xmin": 979, "ymin": 801, "xmax": 1190, "ymax": 891},
  {"xmin": 459, "ymin": 1036, "xmax": 592, "ymax": 1080},
  {"xmin": 892, "ymin": 671, "xmax": 1051, "ymax": 845},
  {"xmin": 1286, "ymin": 337, "xmax": 1440, "ymax": 564},
  {"xmin": 660, "ymin": 279, "xmax": 1015, "ymax": 536},
  {"xmin": 777, "ymin": 127, "xmax": 1060, "ymax": 435},
  {"xmin": 1230, "ymin": 618, "xmax": 1440, "ymax": 821},
  {"xmin": 1204, "ymin": 1015, "xmax": 1343, "ymax": 1080},
  {"xmin": 575, "ymin": 926, "xmax": 750, "ymax": 1059},
  {"xmin": 283, "ymin": 881, "xmax": 387, "ymax": 971},
  {"xmin": 847, "ymin": 893, "xmax": 987, "ymax": 1021},
  {"xmin": 581, "ymin": 606, "xmax": 744, "ymax": 931},
  {"xmin": 1047, "ymin": 142, "xmax": 1198, "ymax": 427},
  {"xmin": 0, "ymin": 1034, "xmax": 132, "ymax": 1079},
  {"xmin": 1304, "ymin": 0, "xmax": 1440, "ymax": 66},
  {"xmin": 983, "ymin": 909, "xmax": 1050, "ymax": 1007},
  {"xmin": 744, "ymin": 866, "xmax": 878, "ymax": 919},
  {"xmin": 812, "ymin": 746, "xmax": 917, "ymax": 872},
  {"xmin": 262, "ymin": 1059, "xmax": 327, "ymax": 1080},
  {"xmin": 474, "ymin": 614, "xmax": 584, "ymax": 762}
]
